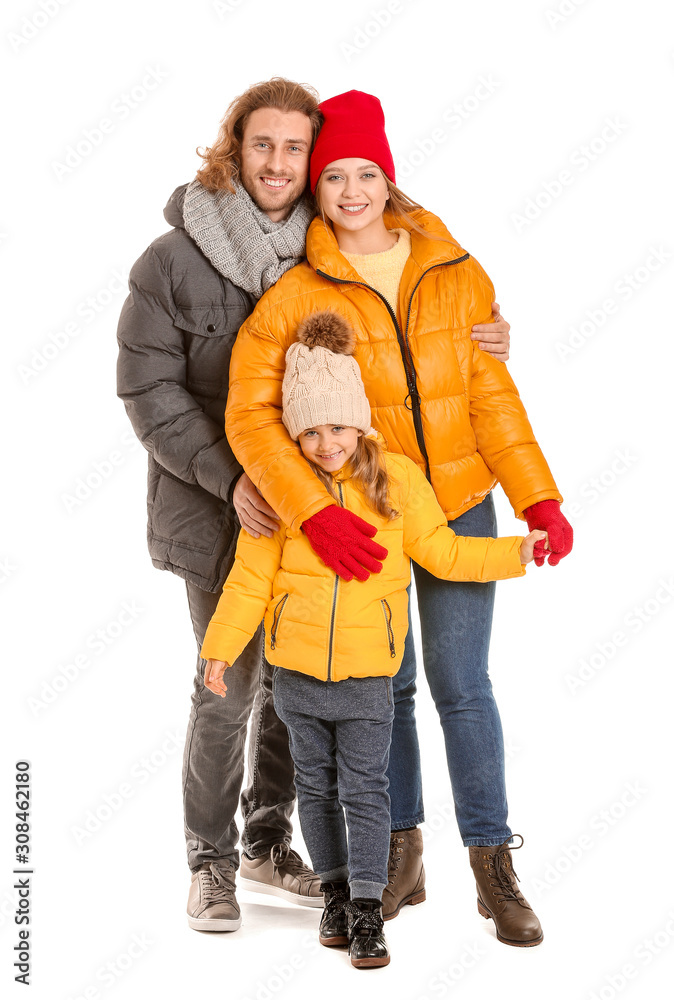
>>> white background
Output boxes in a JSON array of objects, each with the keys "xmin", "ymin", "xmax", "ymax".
[{"xmin": 3, "ymin": 0, "xmax": 673, "ymax": 998}]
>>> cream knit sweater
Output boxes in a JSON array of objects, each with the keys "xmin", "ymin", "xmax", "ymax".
[{"xmin": 342, "ymin": 229, "xmax": 412, "ymax": 313}]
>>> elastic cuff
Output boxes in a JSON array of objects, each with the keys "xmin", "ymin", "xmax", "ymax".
[
  {"xmin": 226, "ymin": 468, "xmax": 244, "ymax": 505},
  {"xmin": 320, "ymin": 864, "xmax": 350, "ymax": 884},
  {"xmin": 349, "ymin": 879, "xmax": 386, "ymax": 902}
]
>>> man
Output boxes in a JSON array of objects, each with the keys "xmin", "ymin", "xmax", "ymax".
[{"xmin": 116, "ymin": 77, "xmax": 510, "ymax": 932}]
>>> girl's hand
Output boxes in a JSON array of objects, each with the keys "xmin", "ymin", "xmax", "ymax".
[
  {"xmin": 520, "ymin": 530, "xmax": 548, "ymax": 565},
  {"xmin": 204, "ymin": 659, "xmax": 230, "ymax": 697}
]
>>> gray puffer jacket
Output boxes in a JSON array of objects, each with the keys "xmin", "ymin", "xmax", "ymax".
[{"xmin": 117, "ymin": 185, "xmax": 254, "ymax": 592}]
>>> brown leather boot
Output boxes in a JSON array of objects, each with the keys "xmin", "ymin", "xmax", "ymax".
[
  {"xmin": 381, "ymin": 828, "xmax": 426, "ymax": 921},
  {"xmin": 469, "ymin": 835, "xmax": 543, "ymax": 947}
]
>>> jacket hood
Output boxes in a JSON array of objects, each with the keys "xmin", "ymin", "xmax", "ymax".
[
  {"xmin": 164, "ymin": 184, "xmax": 188, "ymax": 229},
  {"xmin": 306, "ymin": 206, "xmax": 469, "ymax": 282}
]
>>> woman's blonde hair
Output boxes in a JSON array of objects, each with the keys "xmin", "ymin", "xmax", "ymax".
[
  {"xmin": 309, "ymin": 433, "xmax": 399, "ymax": 522},
  {"xmin": 196, "ymin": 78, "xmax": 323, "ymax": 193}
]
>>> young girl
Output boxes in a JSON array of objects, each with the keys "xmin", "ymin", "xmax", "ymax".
[{"xmin": 201, "ymin": 311, "xmax": 546, "ymax": 969}]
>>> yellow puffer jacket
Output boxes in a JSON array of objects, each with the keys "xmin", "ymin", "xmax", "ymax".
[
  {"xmin": 200, "ymin": 450, "xmax": 526, "ymax": 682},
  {"xmin": 226, "ymin": 208, "xmax": 562, "ymax": 534}
]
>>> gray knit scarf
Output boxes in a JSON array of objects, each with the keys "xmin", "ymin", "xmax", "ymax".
[{"xmin": 183, "ymin": 178, "xmax": 314, "ymax": 300}]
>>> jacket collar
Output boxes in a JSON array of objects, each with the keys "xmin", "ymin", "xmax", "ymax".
[
  {"xmin": 164, "ymin": 184, "xmax": 187, "ymax": 229},
  {"xmin": 306, "ymin": 207, "xmax": 468, "ymax": 283}
]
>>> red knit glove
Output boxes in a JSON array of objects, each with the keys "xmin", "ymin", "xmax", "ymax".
[
  {"xmin": 524, "ymin": 500, "xmax": 573, "ymax": 567},
  {"xmin": 302, "ymin": 506, "xmax": 388, "ymax": 582}
]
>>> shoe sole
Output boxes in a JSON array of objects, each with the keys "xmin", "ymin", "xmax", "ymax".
[
  {"xmin": 382, "ymin": 888, "xmax": 426, "ymax": 922},
  {"xmin": 187, "ymin": 914, "xmax": 242, "ymax": 932},
  {"xmin": 476, "ymin": 899, "xmax": 544, "ymax": 947},
  {"xmin": 351, "ymin": 955, "xmax": 391, "ymax": 968},
  {"xmin": 319, "ymin": 934, "xmax": 348, "ymax": 948},
  {"xmin": 238, "ymin": 877, "xmax": 323, "ymax": 908}
]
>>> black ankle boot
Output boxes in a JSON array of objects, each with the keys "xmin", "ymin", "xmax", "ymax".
[
  {"xmin": 319, "ymin": 881, "xmax": 350, "ymax": 947},
  {"xmin": 347, "ymin": 899, "xmax": 390, "ymax": 968}
]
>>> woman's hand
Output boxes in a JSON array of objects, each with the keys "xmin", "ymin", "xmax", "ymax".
[
  {"xmin": 524, "ymin": 500, "xmax": 573, "ymax": 566},
  {"xmin": 471, "ymin": 301, "xmax": 510, "ymax": 361},
  {"xmin": 302, "ymin": 505, "xmax": 388, "ymax": 581},
  {"xmin": 204, "ymin": 659, "xmax": 230, "ymax": 697},
  {"xmin": 520, "ymin": 530, "xmax": 548, "ymax": 565}
]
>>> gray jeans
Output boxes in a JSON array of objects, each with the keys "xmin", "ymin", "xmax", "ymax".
[
  {"xmin": 182, "ymin": 582, "xmax": 296, "ymax": 872},
  {"xmin": 273, "ymin": 667, "xmax": 394, "ymax": 901}
]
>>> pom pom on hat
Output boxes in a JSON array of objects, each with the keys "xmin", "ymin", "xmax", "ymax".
[
  {"xmin": 296, "ymin": 310, "xmax": 356, "ymax": 355},
  {"xmin": 282, "ymin": 311, "xmax": 371, "ymax": 441}
]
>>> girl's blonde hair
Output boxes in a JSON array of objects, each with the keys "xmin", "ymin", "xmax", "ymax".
[{"xmin": 309, "ymin": 433, "xmax": 399, "ymax": 522}]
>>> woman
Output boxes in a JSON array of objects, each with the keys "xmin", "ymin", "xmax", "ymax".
[{"xmin": 225, "ymin": 90, "xmax": 572, "ymax": 947}]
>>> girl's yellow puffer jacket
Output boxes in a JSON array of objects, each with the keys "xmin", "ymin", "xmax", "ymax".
[
  {"xmin": 226, "ymin": 209, "xmax": 562, "ymax": 534},
  {"xmin": 200, "ymin": 449, "xmax": 526, "ymax": 683}
]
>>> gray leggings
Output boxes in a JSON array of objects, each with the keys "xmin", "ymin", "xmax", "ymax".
[{"xmin": 272, "ymin": 667, "xmax": 394, "ymax": 901}]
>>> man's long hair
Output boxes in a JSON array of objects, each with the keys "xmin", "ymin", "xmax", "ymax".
[{"xmin": 196, "ymin": 78, "xmax": 323, "ymax": 193}]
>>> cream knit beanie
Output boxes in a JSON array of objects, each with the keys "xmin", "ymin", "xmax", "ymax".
[{"xmin": 282, "ymin": 311, "xmax": 372, "ymax": 441}]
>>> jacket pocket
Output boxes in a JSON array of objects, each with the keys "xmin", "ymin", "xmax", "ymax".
[
  {"xmin": 270, "ymin": 594, "xmax": 290, "ymax": 650},
  {"xmin": 380, "ymin": 599, "xmax": 396, "ymax": 658}
]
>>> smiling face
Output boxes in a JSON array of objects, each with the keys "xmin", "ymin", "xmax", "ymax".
[
  {"xmin": 298, "ymin": 424, "xmax": 362, "ymax": 473},
  {"xmin": 239, "ymin": 107, "xmax": 313, "ymax": 221},
  {"xmin": 316, "ymin": 158, "xmax": 391, "ymax": 248}
]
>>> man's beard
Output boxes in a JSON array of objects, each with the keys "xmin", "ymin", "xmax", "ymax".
[{"xmin": 241, "ymin": 171, "xmax": 304, "ymax": 216}]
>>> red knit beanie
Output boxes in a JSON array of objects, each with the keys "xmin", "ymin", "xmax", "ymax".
[{"xmin": 310, "ymin": 90, "xmax": 396, "ymax": 193}]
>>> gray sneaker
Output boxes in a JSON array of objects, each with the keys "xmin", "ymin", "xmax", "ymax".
[
  {"xmin": 239, "ymin": 844, "xmax": 323, "ymax": 907},
  {"xmin": 187, "ymin": 861, "xmax": 241, "ymax": 931}
]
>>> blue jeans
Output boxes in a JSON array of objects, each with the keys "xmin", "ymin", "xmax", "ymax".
[
  {"xmin": 273, "ymin": 668, "xmax": 394, "ymax": 901},
  {"xmin": 387, "ymin": 493, "xmax": 513, "ymax": 847}
]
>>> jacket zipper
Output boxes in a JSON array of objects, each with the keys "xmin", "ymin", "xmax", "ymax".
[
  {"xmin": 326, "ymin": 481, "xmax": 344, "ymax": 681},
  {"xmin": 316, "ymin": 253, "xmax": 470, "ymax": 481},
  {"xmin": 380, "ymin": 599, "xmax": 396, "ymax": 658},
  {"xmin": 269, "ymin": 593, "xmax": 289, "ymax": 650}
]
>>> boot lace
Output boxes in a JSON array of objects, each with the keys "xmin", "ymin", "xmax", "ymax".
[
  {"xmin": 199, "ymin": 862, "xmax": 236, "ymax": 904},
  {"xmin": 322, "ymin": 885, "xmax": 350, "ymax": 915},
  {"xmin": 270, "ymin": 844, "xmax": 317, "ymax": 887},
  {"xmin": 347, "ymin": 902, "xmax": 383, "ymax": 936},
  {"xmin": 485, "ymin": 834, "xmax": 527, "ymax": 905},
  {"xmin": 387, "ymin": 834, "xmax": 404, "ymax": 885}
]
